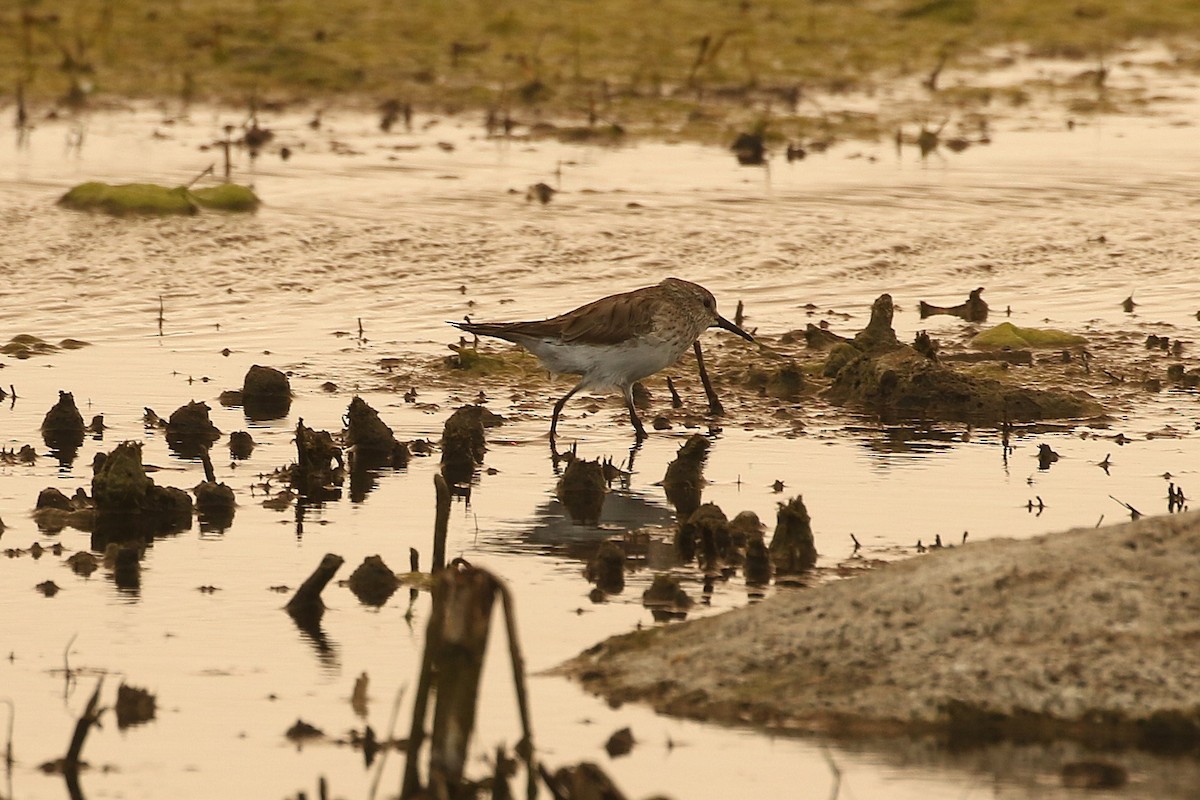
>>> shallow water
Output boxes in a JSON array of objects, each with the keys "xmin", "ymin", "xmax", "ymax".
[{"xmin": 2, "ymin": 91, "xmax": 1200, "ymax": 800}]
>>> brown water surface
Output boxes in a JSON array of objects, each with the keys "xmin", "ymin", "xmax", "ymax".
[{"xmin": 2, "ymin": 95, "xmax": 1200, "ymax": 799}]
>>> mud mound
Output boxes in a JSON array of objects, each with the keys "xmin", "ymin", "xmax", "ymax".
[{"xmin": 560, "ymin": 509, "xmax": 1200, "ymax": 749}]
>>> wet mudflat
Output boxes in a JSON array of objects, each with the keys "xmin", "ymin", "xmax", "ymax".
[{"xmin": 3, "ymin": 87, "xmax": 1200, "ymax": 800}]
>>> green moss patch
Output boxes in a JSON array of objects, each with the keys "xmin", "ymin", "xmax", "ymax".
[
  {"xmin": 191, "ymin": 184, "xmax": 262, "ymax": 211},
  {"xmin": 443, "ymin": 344, "xmax": 541, "ymax": 377},
  {"xmin": 971, "ymin": 322, "xmax": 1087, "ymax": 349},
  {"xmin": 58, "ymin": 182, "xmax": 260, "ymax": 216},
  {"xmin": 59, "ymin": 182, "xmax": 198, "ymax": 216}
]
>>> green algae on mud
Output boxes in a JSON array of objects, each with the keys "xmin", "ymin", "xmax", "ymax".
[
  {"xmin": 971, "ymin": 322, "xmax": 1088, "ymax": 349},
  {"xmin": 443, "ymin": 344, "xmax": 544, "ymax": 378},
  {"xmin": 191, "ymin": 184, "xmax": 262, "ymax": 211},
  {"xmin": 58, "ymin": 182, "xmax": 260, "ymax": 216},
  {"xmin": 1, "ymin": 334, "xmax": 90, "ymax": 359}
]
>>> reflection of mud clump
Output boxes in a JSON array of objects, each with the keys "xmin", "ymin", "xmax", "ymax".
[
  {"xmin": 662, "ymin": 434, "xmax": 709, "ymax": 518},
  {"xmin": 41, "ymin": 390, "xmax": 85, "ymax": 453},
  {"xmin": 110, "ymin": 542, "xmax": 143, "ymax": 591},
  {"xmin": 345, "ymin": 396, "xmax": 410, "ymax": 468},
  {"xmin": 769, "ymin": 496, "xmax": 817, "ymax": 578},
  {"xmin": 586, "ymin": 541, "xmax": 626, "ymax": 595},
  {"xmin": 642, "ymin": 573, "xmax": 693, "ymax": 619},
  {"xmin": 165, "ymin": 401, "xmax": 222, "ymax": 457},
  {"xmin": 194, "ymin": 480, "xmax": 236, "ymax": 531},
  {"xmin": 229, "ymin": 431, "xmax": 255, "ymax": 459},
  {"xmin": 676, "ymin": 502, "xmax": 731, "ymax": 570},
  {"xmin": 348, "ymin": 555, "xmax": 400, "ymax": 606},
  {"xmin": 557, "ymin": 457, "xmax": 607, "ymax": 525},
  {"xmin": 440, "ymin": 405, "xmax": 501, "ymax": 485},
  {"xmin": 727, "ymin": 510, "xmax": 764, "ymax": 567},
  {"xmin": 115, "ymin": 683, "xmax": 157, "ymax": 729},
  {"xmin": 744, "ymin": 533, "xmax": 771, "ymax": 586},
  {"xmin": 825, "ymin": 294, "xmax": 1100, "ymax": 423},
  {"xmin": 67, "ymin": 551, "xmax": 99, "ymax": 576},
  {"xmin": 242, "ymin": 364, "xmax": 292, "ymax": 420}
]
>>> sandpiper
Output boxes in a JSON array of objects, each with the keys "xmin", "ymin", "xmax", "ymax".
[{"xmin": 450, "ymin": 277, "xmax": 753, "ymax": 442}]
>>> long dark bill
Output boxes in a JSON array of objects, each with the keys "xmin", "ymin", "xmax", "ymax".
[{"xmin": 714, "ymin": 315, "xmax": 754, "ymax": 342}]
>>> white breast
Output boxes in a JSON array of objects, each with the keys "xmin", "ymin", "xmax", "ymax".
[{"xmin": 523, "ymin": 333, "xmax": 690, "ymax": 390}]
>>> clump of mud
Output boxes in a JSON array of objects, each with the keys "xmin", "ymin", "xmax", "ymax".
[
  {"xmin": 346, "ymin": 395, "xmax": 410, "ymax": 469},
  {"xmin": 440, "ymin": 405, "xmax": 501, "ymax": 485},
  {"xmin": 824, "ymin": 295, "xmax": 1100, "ymax": 423},
  {"xmin": 165, "ymin": 401, "xmax": 222, "ymax": 458},
  {"xmin": 560, "ymin": 509, "xmax": 1200, "ymax": 749},
  {"xmin": 662, "ymin": 434, "xmax": 709, "ymax": 518},
  {"xmin": 347, "ymin": 554, "xmax": 400, "ymax": 607},
  {"xmin": 556, "ymin": 456, "xmax": 607, "ymax": 525},
  {"xmin": 40, "ymin": 390, "xmax": 85, "ymax": 453},
  {"xmin": 242, "ymin": 365, "xmax": 292, "ymax": 420}
]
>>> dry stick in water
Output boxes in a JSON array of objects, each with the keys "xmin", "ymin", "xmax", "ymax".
[
  {"xmin": 400, "ymin": 576, "xmax": 446, "ymax": 799},
  {"xmin": 432, "ymin": 474, "xmax": 451, "ymax": 573},
  {"xmin": 285, "ymin": 554, "xmax": 345, "ymax": 620},
  {"xmin": 63, "ymin": 678, "xmax": 104, "ymax": 800},
  {"xmin": 496, "ymin": 580, "xmax": 537, "ymax": 800},
  {"xmin": 401, "ymin": 567, "xmax": 504, "ymax": 799},
  {"xmin": 186, "ymin": 163, "xmax": 214, "ymax": 188},
  {"xmin": 366, "ymin": 684, "xmax": 407, "ymax": 800},
  {"xmin": 427, "ymin": 569, "xmax": 498, "ymax": 794},
  {"xmin": 2, "ymin": 698, "xmax": 13, "ymax": 777}
]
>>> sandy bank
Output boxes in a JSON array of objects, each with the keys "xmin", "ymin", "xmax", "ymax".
[{"xmin": 559, "ymin": 509, "xmax": 1200, "ymax": 747}]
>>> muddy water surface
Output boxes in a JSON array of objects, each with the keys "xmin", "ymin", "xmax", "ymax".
[{"xmin": 3, "ymin": 98, "xmax": 1200, "ymax": 800}]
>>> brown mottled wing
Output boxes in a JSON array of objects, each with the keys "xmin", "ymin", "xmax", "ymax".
[{"xmin": 498, "ymin": 285, "xmax": 658, "ymax": 345}]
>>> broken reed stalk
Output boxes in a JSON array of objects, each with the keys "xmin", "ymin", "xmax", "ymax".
[
  {"xmin": 821, "ymin": 744, "xmax": 842, "ymax": 800},
  {"xmin": 402, "ymin": 567, "xmax": 534, "ymax": 800},
  {"xmin": 186, "ymin": 163, "xmax": 214, "ymax": 188},
  {"xmin": 496, "ymin": 581, "xmax": 537, "ymax": 800},
  {"xmin": 692, "ymin": 341, "xmax": 724, "ymax": 416},
  {"xmin": 427, "ymin": 569, "xmax": 498, "ymax": 795},
  {"xmin": 432, "ymin": 473, "xmax": 450, "ymax": 573},
  {"xmin": 400, "ymin": 573, "xmax": 449, "ymax": 799},
  {"xmin": 285, "ymin": 554, "xmax": 344, "ymax": 619},
  {"xmin": 200, "ymin": 448, "xmax": 216, "ymax": 483},
  {"xmin": 63, "ymin": 677, "xmax": 104, "ymax": 799},
  {"xmin": 366, "ymin": 684, "xmax": 407, "ymax": 800}
]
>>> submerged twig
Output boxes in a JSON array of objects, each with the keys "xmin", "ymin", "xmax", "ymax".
[
  {"xmin": 186, "ymin": 163, "xmax": 214, "ymax": 188},
  {"xmin": 62, "ymin": 634, "xmax": 78, "ymax": 700},
  {"xmin": 496, "ymin": 580, "xmax": 537, "ymax": 800},
  {"xmin": 2, "ymin": 697, "xmax": 13, "ymax": 777},
  {"xmin": 1109, "ymin": 495, "xmax": 1142, "ymax": 520},
  {"xmin": 366, "ymin": 684, "xmax": 406, "ymax": 800},
  {"xmin": 821, "ymin": 744, "xmax": 842, "ymax": 800}
]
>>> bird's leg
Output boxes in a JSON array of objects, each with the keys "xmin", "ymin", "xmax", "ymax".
[
  {"xmin": 550, "ymin": 384, "xmax": 581, "ymax": 446},
  {"xmin": 623, "ymin": 387, "xmax": 648, "ymax": 442},
  {"xmin": 693, "ymin": 340, "xmax": 724, "ymax": 416}
]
